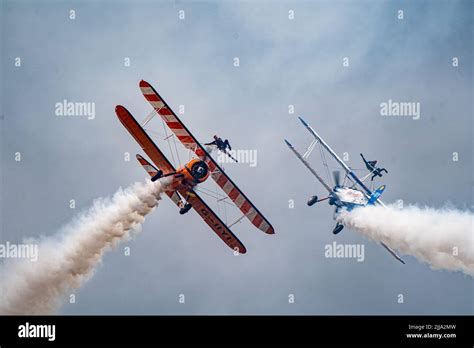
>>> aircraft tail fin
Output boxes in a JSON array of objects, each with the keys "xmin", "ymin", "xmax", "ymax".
[{"xmin": 367, "ymin": 185, "xmax": 386, "ymax": 205}]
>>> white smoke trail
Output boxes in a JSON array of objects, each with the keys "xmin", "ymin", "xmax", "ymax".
[
  {"xmin": 0, "ymin": 180, "xmax": 164, "ymax": 315},
  {"xmin": 337, "ymin": 204, "xmax": 474, "ymax": 276}
]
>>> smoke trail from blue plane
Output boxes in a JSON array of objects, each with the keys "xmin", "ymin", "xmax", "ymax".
[{"xmin": 338, "ymin": 204, "xmax": 474, "ymax": 276}]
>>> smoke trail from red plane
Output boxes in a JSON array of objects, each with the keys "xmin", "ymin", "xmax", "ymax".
[{"xmin": 0, "ymin": 180, "xmax": 164, "ymax": 314}]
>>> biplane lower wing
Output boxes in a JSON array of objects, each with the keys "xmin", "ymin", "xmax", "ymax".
[
  {"xmin": 115, "ymin": 111, "xmax": 247, "ymax": 254},
  {"xmin": 116, "ymin": 105, "xmax": 175, "ymax": 175},
  {"xmin": 139, "ymin": 80, "xmax": 274, "ymax": 235},
  {"xmin": 179, "ymin": 189, "xmax": 247, "ymax": 254}
]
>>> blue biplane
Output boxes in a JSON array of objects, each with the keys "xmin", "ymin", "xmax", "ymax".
[{"xmin": 285, "ymin": 117, "xmax": 405, "ymax": 264}]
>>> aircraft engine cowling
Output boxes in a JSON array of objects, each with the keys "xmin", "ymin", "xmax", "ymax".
[{"xmin": 185, "ymin": 159, "xmax": 210, "ymax": 183}]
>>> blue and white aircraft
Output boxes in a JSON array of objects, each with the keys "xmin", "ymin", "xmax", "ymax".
[{"xmin": 285, "ymin": 117, "xmax": 405, "ymax": 264}]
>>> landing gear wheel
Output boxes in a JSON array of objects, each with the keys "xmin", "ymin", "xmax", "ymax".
[
  {"xmin": 332, "ymin": 223, "xmax": 344, "ymax": 235},
  {"xmin": 179, "ymin": 203, "xmax": 192, "ymax": 215},
  {"xmin": 151, "ymin": 170, "xmax": 163, "ymax": 182},
  {"xmin": 307, "ymin": 196, "xmax": 318, "ymax": 206}
]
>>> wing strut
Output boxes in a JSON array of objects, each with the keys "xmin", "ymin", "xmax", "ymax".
[
  {"xmin": 297, "ymin": 117, "xmax": 384, "ymax": 206},
  {"xmin": 285, "ymin": 140, "xmax": 332, "ymax": 193}
]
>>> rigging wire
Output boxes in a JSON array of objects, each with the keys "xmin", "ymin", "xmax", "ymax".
[
  {"xmin": 172, "ymin": 134, "xmax": 182, "ymax": 167},
  {"xmin": 196, "ymin": 185, "xmax": 226, "ymax": 197},
  {"xmin": 194, "ymin": 188, "xmax": 236, "ymax": 208},
  {"xmin": 160, "ymin": 117, "xmax": 176, "ymax": 167},
  {"xmin": 228, "ymin": 215, "xmax": 245, "ymax": 228},
  {"xmin": 144, "ymin": 129, "xmax": 165, "ymax": 139},
  {"xmin": 141, "ymin": 109, "xmax": 157, "ymax": 127},
  {"xmin": 317, "ymin": 141, "xmax": 333, "ymax": 187}
]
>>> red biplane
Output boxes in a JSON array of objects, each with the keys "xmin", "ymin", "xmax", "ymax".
[{"xmin": 115, "ymin": 80, "xmax": 274, "ymax": 254}]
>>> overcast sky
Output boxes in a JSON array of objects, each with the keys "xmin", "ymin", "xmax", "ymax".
[{"xmin": 1, "ymin": 0, "xmax": 472, "ymax": 314}]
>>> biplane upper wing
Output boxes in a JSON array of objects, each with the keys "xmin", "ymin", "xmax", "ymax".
[
  {"xmin": 116, "ymin": 105, "xmax": 246, "ymax": 253},
  {"xmin": 139, "ymin": 80, "xmax": 274, "ymax": 235}
]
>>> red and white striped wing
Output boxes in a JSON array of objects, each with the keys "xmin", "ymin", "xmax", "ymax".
[
  {"xmin": 205, "ymin": 160, "xmax": 273, "ymax": 234},
  {"xmin": 136, "ymin": 154, "xmax": 159, "ymax": 177},
  {"xmin": 139, "ymin": 81, "xmax": 202, "ymax": 154},
  {"xmin": 116, "ymin": 105, "xmax": 246, "ymax": 253},
  {"xmin": 139, "ymin": 80, "xmax": 274, "ymax": 235}
]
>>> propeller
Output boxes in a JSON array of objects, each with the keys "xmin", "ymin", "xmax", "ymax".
[{"xmin": 332, "ymin": 170, "xmax": 341, "ymax": 187}]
